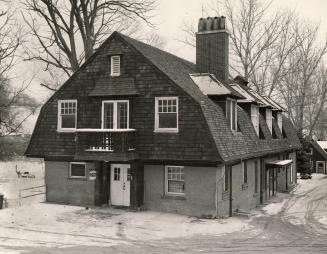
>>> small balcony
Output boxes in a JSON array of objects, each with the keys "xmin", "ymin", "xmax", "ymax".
[{"xmin": 75, "ymin": 129, "xmax": 136, "ymax": 160}]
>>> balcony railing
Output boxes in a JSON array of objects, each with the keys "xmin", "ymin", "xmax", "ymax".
[{"xmin": 75, "ymin": 129, "xmax": 136, "ymax": 153}]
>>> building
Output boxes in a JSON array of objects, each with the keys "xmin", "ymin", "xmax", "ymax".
[
  {"xmin": 310, "ymin": 141, "xmax": 327, "ymax": 174},
  {"xmin": 25, "ymin": 16, "xmax": 301, "ymax": 217}
]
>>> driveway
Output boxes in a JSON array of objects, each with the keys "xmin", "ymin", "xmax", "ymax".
[{"xmin": 2, "ymin": 174, "xmax": 327, "ymax": 253}]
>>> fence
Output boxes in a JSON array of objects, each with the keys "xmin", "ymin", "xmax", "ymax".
[{"xmin": 18, "ymin": 185, "xmax": 46, "ymax": 207}]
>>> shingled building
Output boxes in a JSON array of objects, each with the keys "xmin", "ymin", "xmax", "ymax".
[{"xmin": 25, "ymin": 16, "xmax": 301, "ymax": 217}]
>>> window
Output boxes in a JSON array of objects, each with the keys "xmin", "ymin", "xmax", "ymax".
[
  {"xmin": 102, "ymin": 100, "xmax": 129, "ymax": 129},
  {"xmin": 69, "ymin": 162, "xmax": 86, "ymax": 178},
  {"xmin": 111, "ymin": 55, "xmax": 120, "ymax": 76},
  {"xmin": 226, "ymin": 99, "xmax": 237, "ymax": 131},
  {"xmin": 254, "ymin": 160, "xmax": 259, "ymax": 193},
  {"xmin": 58, "ymin": 100, "xmax": 77, "ymax": 131},
  {"xmin": 251, "ymin": 105, "xmax": 259, "ymax": 136},
  {"xmin": 277, "ymin": 112, "xmax": 282, "ymax": 132},
  {"xmin": 165, "ymin": 166, "xmax": 184, "ymax": 195},
  {"xmin": 266, "ymin": 109, "xmax": 272, "ymax": 133},
  {"xmin": 223, "ymin": 166, "xmax": 230, "ymax": 192},
  {"xmin": 242, "ymin": 161, "xmax": 248, "ymax": 184},
  {"xmin": 317, "ymin": 161, "xmax": 325, "ymax": 172},
  {"xmin": 155, "ymin": 97, "xmax": 178, "ymax": 133},
  {"xmin": 114, "ymin": 167, "xmax": 120, "ymax": 181}
]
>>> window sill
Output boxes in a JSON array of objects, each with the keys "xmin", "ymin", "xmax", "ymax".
[
  {"xmin": 67, "ymin": 177, "xmax": 87, "ymax": 181},
  {"xmin": 57, "ymin": 129, "xmax": 76, "ymax": 133},
  {"xmin": 161, "ymin": 194, "xmax": 186, "ymax": 200},
  {"xmin": 154, "ymin": 129, "xmax": 179, "ymax": 134},
  {"xmin": 242, "ymin": 183, "xmax": 248, "ymax": 191}
]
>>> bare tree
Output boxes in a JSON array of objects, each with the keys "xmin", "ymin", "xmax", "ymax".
[
  {"xmin": 22, "ymin": 0, "xmax": 157, "ymax": 88},
  {"xmin": 279, "ymin": 20, "xmax": 327, "ymax": 136},
  {"xmin": 0, "ymin": 4, "xmax": 38, "ymax": 137}
]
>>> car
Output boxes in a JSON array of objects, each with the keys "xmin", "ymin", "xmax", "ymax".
[
  {"xmin": 21, "ymin": 171, "xmax": 35, "ymax": 178},
  {"xmin": 300, "ymin": 173, "xmax": 312, "ymax": 180}
]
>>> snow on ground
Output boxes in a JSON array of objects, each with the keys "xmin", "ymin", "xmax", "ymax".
[
  {"xmin": 0, "ymin": 203, "xmax": 251, "ymax": 250},
  {"xmin": 0, "ymin": 159, "xmax": 45, "ymax": 207},
  {"xmin": 262, "ymin": 193, "xmax": 289, "ymax": 216},
  {"xmin": 283, "ymin": 174, "xmax": 327, "ymax": 226}
]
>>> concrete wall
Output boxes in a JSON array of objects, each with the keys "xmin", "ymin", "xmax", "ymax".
[
  {"xmin": 45, "ymin": 161, "xmax": 95, "ymax": 206},
  {"xmin": 144, "ymin": 164, "xmax": 218, "ymax": 217},
  {"xmin": 230, "ymin": 159, "xmax": 261, "ymax": 212}
]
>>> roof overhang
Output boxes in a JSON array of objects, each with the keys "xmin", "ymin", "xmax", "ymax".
[{"xmin": 266, "ymin": 159, "xmax": 293, "ymax": 167}]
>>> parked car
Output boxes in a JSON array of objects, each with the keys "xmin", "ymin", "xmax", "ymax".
[
  {"xmin": 300, "ymin": 173, "xmax": 312, "ymax": 180},
  {"xmin": 21, "ymin": 172, "xmax": 35, "ymax": 178}
]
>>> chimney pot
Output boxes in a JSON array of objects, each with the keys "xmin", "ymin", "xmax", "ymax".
[
  {"xmin": 205, "ymin": 17, "xmax": 213, "ymax": 31},
  {"xmin": 220, "ymin": 16, "xmax": 226, "ymax": 29},
  {"xmin": 198, "ymin": 18, "xmax": 205, "ymax": 32},
  {"xmin": 213, "ymin": 17, "xmax": 219, "ymax": 30}
]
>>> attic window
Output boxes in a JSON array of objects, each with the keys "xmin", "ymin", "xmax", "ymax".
[
  {"xmin": 251, "ymin": 105, "xmax": 259, "ymax": 136},
  {"xmin": 266, "ymin": 109, "xmax": 272, "ymax": 133},
  {"xmin": 226, "ymin": 98, "xmax": 237, "ymax": 131},
  {"xmin": 111, "ymin": 55, "xmax": 120, "ymax": 76}
]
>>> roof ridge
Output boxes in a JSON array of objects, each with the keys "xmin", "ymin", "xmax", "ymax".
[{"xmin": 117, "ymin": 32, "xmax": 195, "ymax": 69}]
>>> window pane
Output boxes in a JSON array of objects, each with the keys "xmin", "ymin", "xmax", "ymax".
[
  {"xmin": 71, "ymin": 164, "xmax": 85, "ymax": 177},
  {"xmin": 62, "ymin": 115, "xmax": 76, "ymax": 128},
  {"xmin": 168, "ymin": 180, "xmax": 184, "ymax": 193},
  {"xmin": 104, "ymin": 103, "xmax": 114, "ymax": 129},
  {"xmin": 159, "ymin": 113, "xmax": 177, "ymax": 128},
  {"xmin": 117, "ymin": 102, "xmax": 128, "ymax": 129},
  {"xmin": 114, "ymin": 167, "xmax": 120, "ymax": 181}
]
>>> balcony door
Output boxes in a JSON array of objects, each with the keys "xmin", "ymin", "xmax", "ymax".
[{"xmin": 110, "ymin": 164, "xmax": 130, "ymax": 206}]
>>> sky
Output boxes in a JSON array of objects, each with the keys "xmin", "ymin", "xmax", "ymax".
[{"xmin": 10, "ymin": 0, "xmax": 327, "ymax": 133}]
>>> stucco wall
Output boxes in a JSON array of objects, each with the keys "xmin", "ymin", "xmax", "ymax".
[
  {"xmin": 144, "ymin": 164, "xmax": 218, "ymax": 217},
  {"xmin": 45, "ymin": 161, "xmax": 95, "ymax": 206},
  {"xmin": 231, "ymin": 159, "xmax": 261, "ymax": 212}
]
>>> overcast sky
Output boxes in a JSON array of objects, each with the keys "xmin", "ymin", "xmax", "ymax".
[{"xmin": 15, "ymin": 0, "xmax": 327, "ymax": 133}]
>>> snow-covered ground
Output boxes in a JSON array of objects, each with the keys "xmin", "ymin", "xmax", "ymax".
[
  {"xmin": 0, "ymin": 159, "xmax": 45, "ymax": 207},
  {"xmin": 0, "ymin": 203, "xmax": 250, "ymax": 249}
]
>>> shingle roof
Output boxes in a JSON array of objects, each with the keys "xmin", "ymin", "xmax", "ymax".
[
  {"xmin": 89, "ymin": 77, "xmax": 138, "ymax": 96},
  {"xmin": 117, "ymin": 32, "xmax": 301, "ymax": 162},
  {"xmin": 311, "ymin": 141, "xmax": 327, "ymax": 160}
]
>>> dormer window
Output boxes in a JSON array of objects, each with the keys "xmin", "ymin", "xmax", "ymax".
[
  {"xmin": 266, "ymin": 108, "xmax": 272, "ymax": 133},
  {"xmin": 111, "ymin": 55, "xmax": 120, "ymax": 76},
  {"xmin": 277, "ymin": 112, "xmax": 282, "ymax": 132},
  {"xmin": 251, "ymin": 105, "xmax": 259, "ymax": 136},
  {"xmin": 226, "ymin": 98, "xmax": 237, "ymax": 131}
]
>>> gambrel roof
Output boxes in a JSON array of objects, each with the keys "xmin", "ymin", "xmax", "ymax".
[{"xmin": 26, "ymin": 32, "xmax": 301, "ymax": 163}]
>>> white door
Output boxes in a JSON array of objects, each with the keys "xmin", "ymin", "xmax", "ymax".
[{"xmin": 110, "ymin": 164, "xmax": 130, "ymax": 206}]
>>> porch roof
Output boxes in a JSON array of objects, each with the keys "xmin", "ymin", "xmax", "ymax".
[{"xmin": 266, "ymin": 159, "xmax": 293, "ymax": 167}]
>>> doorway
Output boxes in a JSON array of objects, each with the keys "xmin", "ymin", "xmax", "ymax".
[{"xmin": 110, "ymin": 164, "xmax": 131, "ymax": 206}]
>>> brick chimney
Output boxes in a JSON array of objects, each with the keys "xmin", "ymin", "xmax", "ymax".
[{"xmin": 196, "ymin": 16, "xmax": 229, "ymax": 82}]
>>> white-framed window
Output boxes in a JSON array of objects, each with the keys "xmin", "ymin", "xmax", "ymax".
[
  {"xmin": 226, "ymin": 98, "xmax": 237, "ymax": 131},
  {"xmin": 110, "ymin": 55, "xmax": 121, "ymax": 76},
  {"xmin": 316, "ymin": 161, "xmax": 325, "ymax": 173},
  {"xmin": 251, "ymin": 104, "xmax": 259, "ymax": 136},
  {"xmin": 102, "ymin": 100, "xmax": 129, "ymax": 129},
  {"xmin": 58, "ymin": 100, "xmax": 77, "ymax": 132},
  {"xmin": 165, "ymin": 165, "xmax": 185, "ymax": 195},
  {"xmin": 266, "ymin": 109, "xmax": 272, "ymax": 133},
  {"xmin": 69, "ymin": 162, "xmax": 86, "ymax": 178},
  {"xmin": 155, "ymin": 97, "xmax": 178, "ymax": 133},
  {"xmin": 277, "ymin": 112, "xmax": 282, "ymax": 132}
]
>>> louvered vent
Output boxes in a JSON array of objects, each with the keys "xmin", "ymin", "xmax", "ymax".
[{"xmin": 111, "ymin": 55, "xmax": 120, "ymax": 76}]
